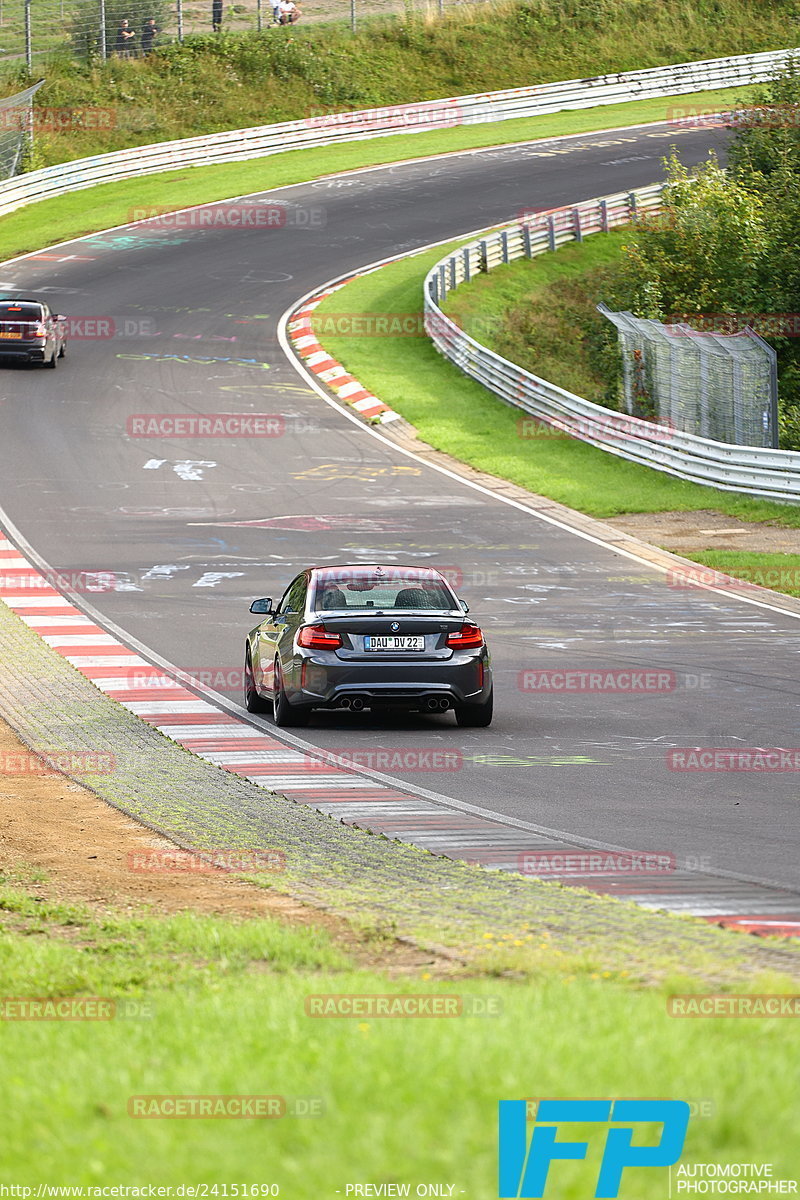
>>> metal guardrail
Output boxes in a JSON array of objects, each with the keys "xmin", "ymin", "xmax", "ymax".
[
  {"xmin": 423, "ymin": 188, "xmax": 800, "ymax": 503},
  {"xmin": 0, "ymin": 44, "xmax": 798, "ymax": 218}
]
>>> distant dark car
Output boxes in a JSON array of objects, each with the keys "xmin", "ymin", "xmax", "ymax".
[
  {"xmin": 0, "ymin": 298, "xmax": 67, "ymax": 367},
  {"xmin": 244, "ymin": 564, "xmax": 493, "ymax": 728}
]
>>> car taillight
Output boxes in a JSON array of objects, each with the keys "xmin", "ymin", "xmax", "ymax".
[
  {"xmin": 296, "ymin": 623, "xmax": 343, "ymax": 650},
  {"xmin": 34, "ymin": 322, "xmax": 47, "ymax": 338},
  {"xmin": 446, "ymin": 623, "xmax": 484, "ymax": 649}
]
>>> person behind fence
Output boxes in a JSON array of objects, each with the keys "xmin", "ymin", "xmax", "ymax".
[
  {"xmin": 212, "ymin": 0, "xmax": 223, "ymax": 30},
  {"xmin": 272, "ymin": 0, "xmax": 281, "ymax": 23},
  {"xmin": 140, "ymin": 18, "xmax": 158, "ymax": 55},
  {"xmin": 115, "ymin": 18, "xmax": 136, "ymax": 56},
  {"xmin": 278, "ymin": 0, "xmax": 300, "ymax": 23}
]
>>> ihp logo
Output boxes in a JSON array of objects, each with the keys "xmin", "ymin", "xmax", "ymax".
[{"xmin": 499, "ymin": 1099, "xmax": 690, "ymax": 1197}]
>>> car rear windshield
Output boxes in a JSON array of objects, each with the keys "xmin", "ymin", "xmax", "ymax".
[
  {"xmin": 0, "ymin": 303, "xmax": 42, "ymax": 322},
  {"xmin": 313, "ymin": 568, "xmax": 457, "ymax": 611}
]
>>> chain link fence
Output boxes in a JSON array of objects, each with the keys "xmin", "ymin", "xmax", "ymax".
[
  {"xmin": 598, "ymin": 305, "xmax": 779, "ymax": 449},
  {"xmin": 0, "ymin": 0, "xmax": 455, "ymax": 66},
  {"xmin": 0, "ymin": 79, "xmax": 42, "ymax": 175}
]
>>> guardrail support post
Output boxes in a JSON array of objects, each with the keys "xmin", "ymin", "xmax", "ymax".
[
  {"xmin": 480, "ymin": 239, "xmax": 488, "ymax": 272},
  {"xmin": 547, "ymin": 216, "xmax": 556, "ymax": 252},
  {"xmin": 501, "ymin": 230, "xmax": 509, "ymax": 263},
  {"xmin": 573, "ymin": 207, "xmax": 582, "ymax": 243},
  {"xmin": 628, "ymin": 191, "xmax": 638, "ymax": 221},
  {"xmin": 600, "ymin": 199, "xmax": 609, "ymax": 233},
  {"xmin": 24, "ymin": 0, "xmax": 31, "ymax": 70},
  {"xmin": 438, "ymin": 264, "xmax": 447, "ymax": 300},
  {"xmin": 522, "ymin": 224, "xmax": 532, "ymax": 258},
  {"xmin": 463, "ymin": 247, "xmax": 471, "ymax": 283},
  {"xmin": 449, "ymin": 257, "xmax": 457, "ymax": 290}
]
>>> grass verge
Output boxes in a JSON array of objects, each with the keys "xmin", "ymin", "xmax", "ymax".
[
  {"xmin": 311, "ymin": 238, "xmax": 800, "ymax": 528},
  {"xmin": 0, "ymin": 84, "xmax": 761, "ymax": 263},
  {"xmin": 1, "ymin": 864, "xmax": 799, "ymax": 1187}
]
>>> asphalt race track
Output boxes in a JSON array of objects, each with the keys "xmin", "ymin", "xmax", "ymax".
[{"xmin": 2, "ymin": 119, "xmax": 799, "ymax": 917}]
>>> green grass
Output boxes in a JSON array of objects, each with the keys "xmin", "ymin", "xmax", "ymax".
[
  {"xmin": 312, "ymin": 239, "xmax": 800, "ymax": 524},
  {"xmin": 682, "ymin": 551, "xmax": 800, "ymax": 598},
  {"xmin": 1, "ymin": 870, "xmax": 798, "ymax": 1187},
  {"xmin": 0, "ymin": 84, "xmax": 759, "ymax": 264},
  {"xmin": 2, "ymin": 0, "xmax": 793, "ymax": 163},
  {"xmin": 441, "ymin": 230, "xmax": 628, "ymax": 402}
]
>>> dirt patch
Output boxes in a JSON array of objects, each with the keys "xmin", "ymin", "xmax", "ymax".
[
  {"xmin": 0, "ymin": 718, "xmax": 451, "ymax": 976},
  {"xmin": 606, "ymin": 509, "xmax": 800, "ymax": 555}
]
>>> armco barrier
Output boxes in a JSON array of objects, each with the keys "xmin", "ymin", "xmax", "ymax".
[
  {"xmin": 423, "ymin": 187, "xmax": 800, "ymax": 502},
  {"xmin": 0, "ymin": 46, "xmax": 797, "ymax": 217}
]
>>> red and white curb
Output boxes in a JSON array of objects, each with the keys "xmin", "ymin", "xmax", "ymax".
[
  {"xmin": 2, "ymin": 532, "xmax": 800, "ymax": 940},
  {"xmin": 287, "ymin": 283, "xmax": 403, "ymax": 425}
]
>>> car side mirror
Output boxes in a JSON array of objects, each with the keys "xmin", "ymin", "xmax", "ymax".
[
  {"xmin": 249, "ymin": 597, "xmax": 274, "ymax": 615},
  {"xmin": 458, "ymin": 598, "xmax": 469, "ymax": 613}
]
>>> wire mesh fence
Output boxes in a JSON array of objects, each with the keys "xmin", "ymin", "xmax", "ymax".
[
  {"xmin": 0, "ymin": 79, "xmax": 43, "ymax": 176},
  {"xmin": 598, "ymin": 305, "xmax": 779, "ymax": 449},
  {"xmin": 0, "ymin": 0, "xmax": 456, "ymax": 66}
]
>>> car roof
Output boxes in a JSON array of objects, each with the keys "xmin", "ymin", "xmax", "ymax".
[
  {"xmin": 309, "ymin": 564, "xmax": 446, "ymax": 576},
  {"xmin": 0, "ymin": 297, "xmax": 45, "ymax": 308}
]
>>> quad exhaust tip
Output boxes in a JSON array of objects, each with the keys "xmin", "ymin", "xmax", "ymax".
[{"xmin": 426, "ymin": 697, "xmax": 450, "ymax": 711}]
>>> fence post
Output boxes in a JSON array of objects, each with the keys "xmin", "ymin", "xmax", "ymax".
[
  {"xmin": 177, "ymin": 0, "xmax": 183, "ymax": 41},
  {"xmin": 99, "ymin": 0, "xmax": 106, "ymax": 58},
  {"xmin": 24, "ymin": 0, "xmax": 32, "ymax": 70},
  {"xmin": 257, "ymin": 0, "xmax": 262, "ymax": 29},
  {"xmin": 350, "ymin": 0, "xmax": 356, "ymax": 32}
]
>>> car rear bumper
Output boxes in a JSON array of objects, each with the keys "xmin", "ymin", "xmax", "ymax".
[
  {"xmin": 289, "ymin": 651, "xmax": 491, "ymax": 710},
  {"xmin": 0, "ymin": 343, "xmax": 48, "ymax": 362}
]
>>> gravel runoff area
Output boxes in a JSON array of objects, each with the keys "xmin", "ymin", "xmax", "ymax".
[{"xmin": 1, "ymin": 594, "xmax": 799, "ymax": 984}]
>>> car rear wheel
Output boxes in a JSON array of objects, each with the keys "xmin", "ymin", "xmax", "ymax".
[
  {"xmin": 454, "ymin": 688, "xmax": 493, "ymax": 728},
  {"xmin": 244, "ymin": 648, "xmax": 270, "ymax": 714},
  {"xmin": 273, "ymin": 659, "xmax": 311, "ymax": 727}
]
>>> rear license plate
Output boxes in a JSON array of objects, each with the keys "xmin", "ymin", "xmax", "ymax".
[
  {"xmin": 364, "ymin": 635, "xmax": 425, "ymax": 652},
  {"xmin": 0, "ymin": 331, "xmax": 22, "ymax": 339}
]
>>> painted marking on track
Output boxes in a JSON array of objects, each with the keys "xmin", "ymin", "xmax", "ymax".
[{"xmin": 143, "ymin": 460, "xmax": 217, "ymax": 481}]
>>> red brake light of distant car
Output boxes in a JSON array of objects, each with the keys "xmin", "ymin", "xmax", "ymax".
[
  {"xmin": 296, "ymin": 623, "xmax": 343, "ymax": 650},
  {"xmin": 446, "ymin": 624, "xmax": 484, "ymax": 649}
]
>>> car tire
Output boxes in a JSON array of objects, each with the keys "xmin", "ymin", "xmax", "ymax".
[
  {"xmin": 244, "ymin": 648, "xmax": 270, "ymax": 713},
  {"xmin": 454, "ymin": 688, "xmax": 493, "ymax": 728},
  {"xmin": 45, "ymin": 347, "xmax": 57, "ymax": 369},
  {"xmin": 273, "ymin": 659, "xmax": 311, "ymax": 727}
]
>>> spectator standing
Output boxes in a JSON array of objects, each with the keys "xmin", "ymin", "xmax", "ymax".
[
  {"xmin": 115, "ymin": 18, "xmax": 136, "ymax": 56},
  {"xmin": 272, "ymin": 0, "xmax": 281, "ymax": 23},
  {"xmin": 140, "ymin": 18, "xmax": 158, "ymax": 55},
  {"xmin": 212, "ymin": 0, "xmax": 223, "ymax": 30}
]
